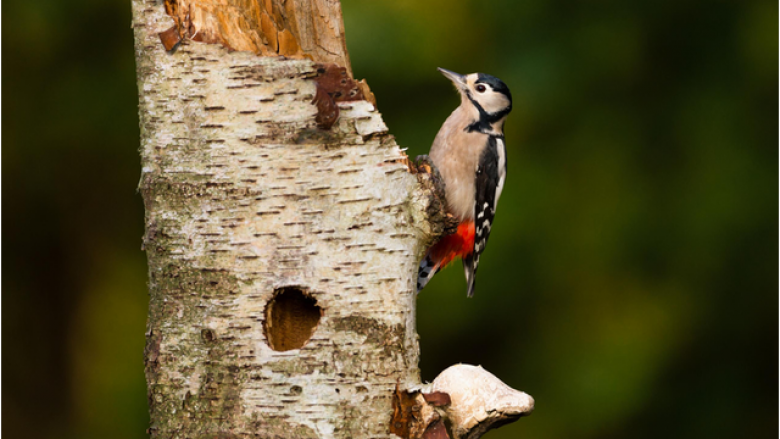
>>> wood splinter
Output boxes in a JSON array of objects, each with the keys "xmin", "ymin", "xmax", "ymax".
[{"xmin": 391, "ymin": 385, "xmax": 452, "ymax": 439}]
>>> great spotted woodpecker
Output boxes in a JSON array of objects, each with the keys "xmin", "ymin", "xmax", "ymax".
[{"xmin": 417, "ymin": 68, "xmax": 512, "ymax": 297}]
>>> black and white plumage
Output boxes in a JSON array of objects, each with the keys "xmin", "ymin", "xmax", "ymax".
[
  {"xmin": 467, "ymin": 134, "xmax": 506, "ymax": 296},
  {"xmin": 418, "ymin": 68, "xmax": 512, "ymax": 297}
]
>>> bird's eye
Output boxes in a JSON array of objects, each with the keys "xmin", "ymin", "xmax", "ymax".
[{"xmin": 476, "ymin": 84, "xmax": 486, "ymax": 93}]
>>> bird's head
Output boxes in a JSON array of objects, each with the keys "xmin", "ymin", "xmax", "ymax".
[{"xmin": 438, "ymin": 68, "xmax": 512, "ymax": 120}]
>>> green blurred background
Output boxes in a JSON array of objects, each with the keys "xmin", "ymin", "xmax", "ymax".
[{"xmin": 3, "ymin": 0, "xmax": 777, "ymax": 438}]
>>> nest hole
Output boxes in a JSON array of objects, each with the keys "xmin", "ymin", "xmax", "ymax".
[{"xmin": 264, "ymin": 287, "xmax": 322, "ymax": 351}]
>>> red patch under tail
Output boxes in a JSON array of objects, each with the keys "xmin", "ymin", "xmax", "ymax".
[
  {"xmin": 416, "ymin": 221, "xmax": 475, "ymax": 292},
  {"xmin": 429, "ymin": 221, "xmax": 475, "ymax": 268}
]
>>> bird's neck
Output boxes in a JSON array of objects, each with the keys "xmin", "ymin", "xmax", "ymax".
[
  {"xmin": 460, "ymin": 97, "xmax": 508, "ymax": 136},
  {"xmin": 465, "ymin": 114, "xmax": 506, "ymax": 136}
]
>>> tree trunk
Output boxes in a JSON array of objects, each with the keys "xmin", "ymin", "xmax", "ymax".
[{"xmin": 133, "ymin": 1, "xmax": 532, "ymax": 438}]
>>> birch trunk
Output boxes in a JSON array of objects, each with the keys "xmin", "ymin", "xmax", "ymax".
[
  {"xmin": 134, "ymin": 1, "xmax": 436, "ymax": 437},
  {"xmin": 133, "ymin": 1, "xmax": 532, "ymax": 438}
]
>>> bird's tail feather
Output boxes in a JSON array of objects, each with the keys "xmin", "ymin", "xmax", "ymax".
[
  {"xmin": 463, "ymin": 253, "xmax": 477, "ymax": 297},
  {"xmin": 417, "ymin": 255, "xmax": 440, "ymax": 293}
]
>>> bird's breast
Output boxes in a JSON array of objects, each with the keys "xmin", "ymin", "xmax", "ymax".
[{"xmin": 429, "ymin": 121, "xmax": 488, "ymax": 221}]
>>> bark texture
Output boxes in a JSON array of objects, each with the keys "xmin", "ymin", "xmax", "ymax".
[
  {"xmin": 134, "ymin": 2, "xmax": 441, "ymax": 437},
  {"xmin": 134, "ymin": 1, "xmax": 532, "ymax": 438}
]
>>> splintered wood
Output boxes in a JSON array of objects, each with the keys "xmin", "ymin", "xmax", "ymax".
[{"xmin": 159, "ymin": 0, "xmax": 351, "ymax": 70}]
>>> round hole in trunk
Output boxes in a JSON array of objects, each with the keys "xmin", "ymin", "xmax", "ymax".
[{"xmin": 264, "ymin": 287, "xmax": 322, "ymax": 351}]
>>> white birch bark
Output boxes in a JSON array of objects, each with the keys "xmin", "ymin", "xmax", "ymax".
[{"xmin": 133, "ymin": 1, "xmax": 532, "ymax": 438}]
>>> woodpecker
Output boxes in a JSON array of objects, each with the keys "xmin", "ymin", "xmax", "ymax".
[{"xmin": 417, "ymin": 68, "xmax": 512, "ymax": 297}]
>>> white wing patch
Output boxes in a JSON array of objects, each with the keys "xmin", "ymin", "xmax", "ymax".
[{"xmin": 494, "ymin": 137, "xmax": 507, "ymax": 207}]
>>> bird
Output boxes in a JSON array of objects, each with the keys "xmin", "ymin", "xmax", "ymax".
[{"xmin": 417, "ymin": 68, "xmax": 512, "ymax": 297}]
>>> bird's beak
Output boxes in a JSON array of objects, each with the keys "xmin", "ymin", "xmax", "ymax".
[{"xmin": 438, "ymin": 68, "xmax": 466, "ymax": 87}]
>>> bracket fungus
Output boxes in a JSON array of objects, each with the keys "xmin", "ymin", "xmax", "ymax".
[
  {"xmin": 431, "ymin": 364, "xmax": 534, "ymax": 439},
  {"xmin": 392, "ymin": 364, "xmax": 533, "ymax": 439}
]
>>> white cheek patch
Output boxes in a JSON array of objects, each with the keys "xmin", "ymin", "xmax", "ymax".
[
  {"xmin": 475, "ymin": 88, "xmax": 509, "ymax": 115},
  {"xmin": 466, "ymin": 78, "xmax": 510, "ymax": 120}
]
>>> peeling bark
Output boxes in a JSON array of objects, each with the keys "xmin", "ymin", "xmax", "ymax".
[{"xmin": 134, "ymin": 1, "xmax": 530, "ymax": 438}]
